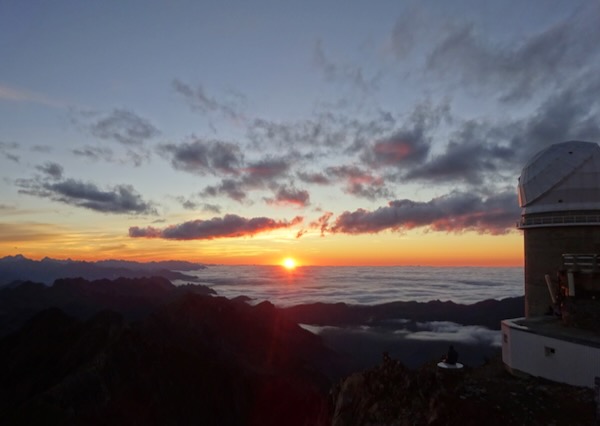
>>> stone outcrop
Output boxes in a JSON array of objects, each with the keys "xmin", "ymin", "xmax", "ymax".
[{"xmin": 331, "ymin": 355, "xmax": 595, "ymax": 425}]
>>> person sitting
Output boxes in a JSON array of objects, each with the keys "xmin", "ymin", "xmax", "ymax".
[{"xmin": 443, "ymin": 345, "xmax": 458, "ymax": 365}]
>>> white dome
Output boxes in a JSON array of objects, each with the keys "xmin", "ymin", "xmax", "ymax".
[{"xmin": 519, "ymin": 141, "xmax": 600, "ymax": 215}]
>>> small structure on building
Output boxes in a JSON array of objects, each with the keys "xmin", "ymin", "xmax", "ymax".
[{"xmin": 502, "ymin": 141, "xmax": 600, "ymax": 388}]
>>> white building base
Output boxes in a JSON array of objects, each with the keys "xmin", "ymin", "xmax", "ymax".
[{"xmin": 502, "ymin": 317, "xmax": 600, "ymax": 388}]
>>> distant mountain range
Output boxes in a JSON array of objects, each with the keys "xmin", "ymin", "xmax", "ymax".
[{"xmin": 0, "ymin": 254, "xmax": 206, "ymax": 286}]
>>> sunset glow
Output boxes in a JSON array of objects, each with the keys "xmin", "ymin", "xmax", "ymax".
[
  {"xmin": 282, "ymin": 257, "xmax": 297, "ymax": 270},
  {"xmin": 0, "ymin": 1, "xmax": 593, "ymax": 267}
]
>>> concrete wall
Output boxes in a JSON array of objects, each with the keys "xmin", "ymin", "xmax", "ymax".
[
  {"xmin": 502, "ymin": 319, "xmax": 600, "ymax": 388},
  {"xmin": 523, "ymin": 225, "xmax": 600, "ymax": 317}
]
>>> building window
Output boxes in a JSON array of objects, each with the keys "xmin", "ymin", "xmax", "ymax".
[
  {"xmin": 544, "ymin": 346, "xmax": 556, "ymax": 356},
  {"xmin": 503, "ymin": 333, "xmax": 508, "ymax": 343}
]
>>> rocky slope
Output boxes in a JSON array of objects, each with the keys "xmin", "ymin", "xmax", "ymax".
[{"xmin": 331, "ymin": 355, "xmax": 595, "ymax": 425}]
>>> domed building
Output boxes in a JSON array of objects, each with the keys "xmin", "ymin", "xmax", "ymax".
[{"xmin": 502, "ymin": 140, "xmax": 600, "ymax": 388}]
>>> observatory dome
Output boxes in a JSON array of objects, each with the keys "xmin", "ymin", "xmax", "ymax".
[{"xmin": 518, "ymin": 141, "xmax": 600, "ymax": 215}]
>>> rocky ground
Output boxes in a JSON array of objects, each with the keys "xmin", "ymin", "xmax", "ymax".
[{"xmin": 331, "ymin": 355, "xmax": 596, "ymax": 425}]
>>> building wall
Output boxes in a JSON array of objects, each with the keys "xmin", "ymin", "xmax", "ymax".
[
  {"xmin": 502, "ymin": 319, "xmax": 600, "ymax": 388},
  {"xmin": 523, "ymin": 225, "xmax": 600, "ymax": 317}
]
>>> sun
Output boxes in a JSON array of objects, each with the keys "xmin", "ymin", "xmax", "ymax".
[{"xmin": 282, "ymin": 257, "xmax": 297, "ymax": 270}]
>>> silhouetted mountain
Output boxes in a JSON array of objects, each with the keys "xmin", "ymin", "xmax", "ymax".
[
  {"xmin": 0, "ymin": 276, "xmax": 215, "ymax": 337},
  {"xmin": 0, "ymin": 294, "xmax": 336, "ymax": 425},
  {"xmin": 0, "ymin": 254, "xmax": 205, "ymax": 286},
  {"xmin": 282, "ymin": 296, "xmax": 524, "ymax": 330}
]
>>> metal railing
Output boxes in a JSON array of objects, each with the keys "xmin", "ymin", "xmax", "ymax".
[
  {"xmin": 562, "ymin": 253, "xmax": 600, "ymax": 272},
  {"xmin": 518, "ymin": 214, "xmax": 600, "ymax": 228}
]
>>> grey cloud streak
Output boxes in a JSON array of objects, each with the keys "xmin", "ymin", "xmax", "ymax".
[
  {"xmin": 17, "ymin": 175, "xmax": 155, "ymax": 215},
  {"xmin": 90, "ymin": 109, "xmax": 159, "ymax": 145},
  {"xmin": 129, "ymin": 214, "xmax": 303, "ymax": 240},
  {"xmin": 172, "ymin": 79, "xmax": 245, "ymax": 120}
]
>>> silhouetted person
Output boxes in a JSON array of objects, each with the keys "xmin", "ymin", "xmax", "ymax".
[{"xmin": 444, "ymin": 345, "xmax": 458, "ymax": 365}]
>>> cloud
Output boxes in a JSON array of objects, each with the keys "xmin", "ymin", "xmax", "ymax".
[
  {"xmin": 313, "ymin": 39, "xmax": 380, "ymax": 95},
  {"xmin": 0, "ymin": 84, "xmax": 64, "ymax": 107},
  {"xmin": 360, "ymin": 100, "xmax": 448, "ymax": 169},
  {"xmin": 326, "ymin": 165, "xmax": 393, "ymax": 200},
  {"xmin": 329, "ymin": 191, "xmax": 519, "ymax": 235},
  {"xmin": 310, "ymin": 212, "xmax": 333, "ymax": 237},
  {"xmin": 31, "ymin": 145, "xmax": 52, "ymax": 153},
  {"xmin": 90, "ymin": 109, "xmax": 159, "ymax": 145},
  {"xmin": 297, "ymin": 171, "xmax": 330, "ymax": 185},
  {"xmin": 17, "ymin": 176, "xmax": 156, "ymax": 215},
  {"xmin": 0, "ymin": 141, "xmax": 20, "ymax": 163},
  {"xmin": 72, "ymin": 146, "xmax": 115, "ymax": 162},
  {"xmin": 243, "ymin": 157, "xmax": 290, "ymax": 183},
  {"xmin": 35, "ymin": 162, "xmax": 64, "ymax": 180},
  {"xmin": 426, "ymin": 3, "xmax": 600, "ymax": 102},
  {"xmin": 159, "ymin": 138, "xmax": 243, "ymax": 175},
  {"xmin": 405, "ymin": 119, "xmax": 514, "ymax": 184},
  {"xmin": 172, "ymin": 196, "xmax": 220, "ymax": 213},
  {"xmin": 265, "ymin": 186, "xmax": 310, "ymax": 207},
  {"xmin": 509, "ymin": 69, "xmax": 600, "ymax": 160},
  {"xmin": 202, "ymin": 179, "xmax": 247, "ymax": 202},
  {"xmin": 172, "ymin": 79, "xmax": 245, "ymax": 120},
  {"xmin": 406, "ymin": 321, "xmax": 501, "ymax": 347},
  {"xmin": 0, "ymin": 222, "xmax": 66, "ymax": 243},
  {"xmin": 129, "ymin": 214, "xmax": 303, "ymax": 240}
]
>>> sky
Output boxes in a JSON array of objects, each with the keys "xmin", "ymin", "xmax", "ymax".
[{"xmin": 1, "ymin": 0, "xmax": 599, "ymax": 266}]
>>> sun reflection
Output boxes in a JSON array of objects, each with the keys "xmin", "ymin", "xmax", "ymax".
[{"xmin": 282, "ymin": 257, "xmax": 297, "ymax": 270}]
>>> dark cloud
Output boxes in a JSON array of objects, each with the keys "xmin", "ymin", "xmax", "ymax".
[
  {"xmin": 17, "ymin": 176, "xmax": 155, "ymax": 215},
  {"xmin": 247, "ymin": 113, "xmax": 348, "ymax": 151},
  {"xmin": 35, "ymin": 162, "xmax": 64, "ymax": 180},
  {"xmin": 311, "ymin": 212, "xmax": 333, "ymax": 237},
  {"xmin": 360, "ymin": 100, "xmax": 448, "ymax": 168},
  {"xmin": 509, "ymin": 69, "xmax": 600, "ymax": 160},
  {"xmin": 426, "ymin": 3, "xmax": 600, "ymax": 102},
  {"xmin": 405, "ymin": 119, "xmax": 513, "ymax": 184},
  {"xmin": 401, "ymin": 70, "xmax": 600, "ymax": 187},
  {"xmin": 201, "ymin": 179, "xmax": 247, "ymax": 202},
  {"xmin": 326, "ymin": 165, "xmax": 393, "ymax": 200},
  {"xmin": 363, "ymin": 131, "xmax": 430, "ymax": 168},
  {"xmin": 313, "ymin": 39, "xmax": 380, "ymax": 94},
  {"xmin": 31, "ymin": 145, "xmax": 52, "ymax": 153},
  {"xmin": 172, "ymin": 79, "xmax": 245, "ymax": 120},
  {"xmin": 243, "ymin": 157, "xmax": 290, "ymax": 183},
  {"xmin": 329, "ymin": 191, "xmax": 518, "ymax": 235},
  {"xmin": 72, "ymin": 146, "xmax": 115, "ymax": 162},
  {"xmin": 201, "ymin": 203, "xmax": 222, "ymax": 214},
  {"xmin": 173, "ymin": 196, "xmax": 220, "ymax": 213},
  {"xmin": 0, "ymin": 142, "xmax": 20, "ymax": 163},
  {"xmin": 90, "ymin": 109, "xmax": 159, "ymax": 145},
  {"xmin": 297, "ymin": 171, "xmax": 330, "ymax": 185},
  {"xmin": 129, "ymin": 214, "xmax": 303, "ymax": 240},
  {"xmin": 389, "ymin": 6, "xmax": 421, "ymax": 59},
  {"xmin": 159, "ymin": 138, "xmax": 243, "ymax": 176},
  {"xmin": 265, "ymin": 186, "xmax": 310, "ymax": 207},
  {"xmin": 174, "ymin": 196, "xmax": 198, "ymax": 210}
]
